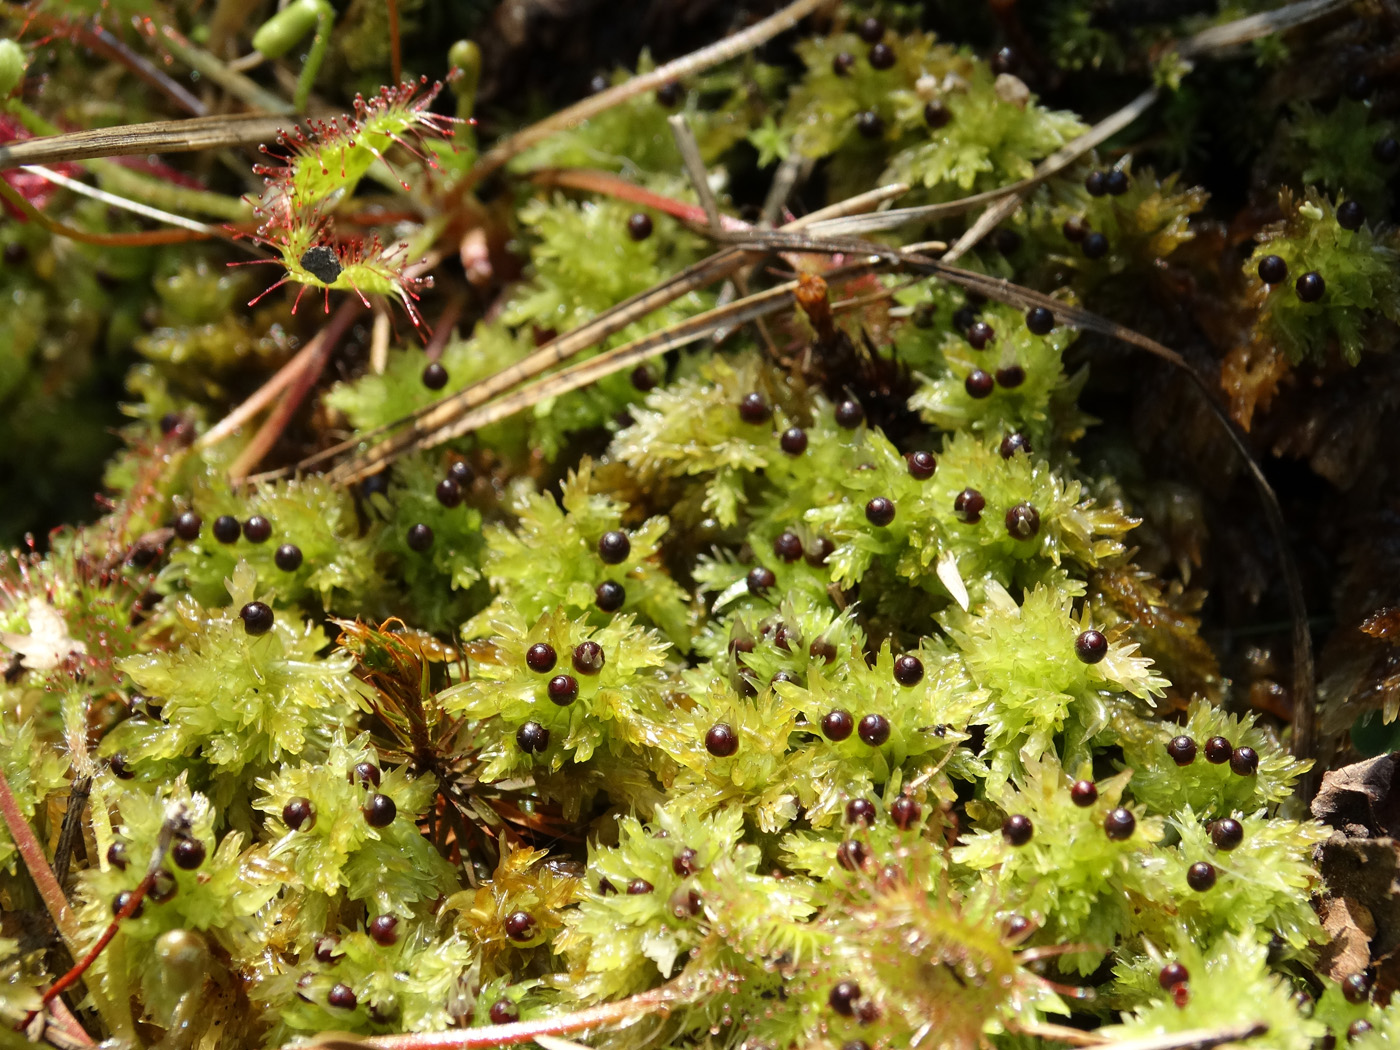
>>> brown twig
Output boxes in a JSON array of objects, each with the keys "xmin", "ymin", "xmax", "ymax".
[
  {"xmin": 387, "ymin": 0, "xmax": 402, "ymax": 86},
  {"xmin": 346, "ymin": 978, "xmax": 693, "ymax": 1050}
]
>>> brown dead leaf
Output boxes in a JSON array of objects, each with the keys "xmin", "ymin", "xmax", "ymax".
[
  {"xmin": 1312, "ymin": 754, "xmax": 1400, "ymax": 839},
  {"xmin": 1317, "ymin": 895, "xmax": 1376, "ymax": 983}
]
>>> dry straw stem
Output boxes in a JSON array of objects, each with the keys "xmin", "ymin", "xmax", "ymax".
[
  {"xmin": 0, "ymin": 114, "xmax": 289, "ymax": 170},
  {"xmin": 309, "ymin": 183, "xmax": 908, "ymax": 484}
]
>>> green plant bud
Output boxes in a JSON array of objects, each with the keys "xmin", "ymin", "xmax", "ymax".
[
  {"xmin": 252, "ymin": 0, "xmax": 328, "ymax": 59},
  {"xmin": 0, "ymin": 39, "xmax": 26, "ymax": 98}
]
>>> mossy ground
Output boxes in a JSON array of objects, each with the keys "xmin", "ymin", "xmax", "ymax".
[{"xmin": 3, "ymin": 4, "xmax": 1400, "ymax": 1050}]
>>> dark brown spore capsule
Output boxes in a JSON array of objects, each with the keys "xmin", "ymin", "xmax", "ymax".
[
  {"xmin": 832, "ymin": 51, "xmax": 856, "ymax": 76},
  {"xmin": 705, "ymin": 723, "xmax": 739, "ymax": 757},
  {"xmin": 421, "ymin": 361, "xmax": 448, "ymax": 390},
  {"xmin": 1167, "ymin": 735, "xmax": 1197, "ymax": 765},
  {"xmin": 1337, "ymin": 200, "xmax": 1364, "ymax": 231},
  {"xmin": 595, "ymin": 581, "xmax": 626, "ymax": 612},
  {"xmin": 1210, "ymin": 818, "xmax": 1243, "ymax": 851},
  {"xmin": 174, "ymin": 512, "xmax": 202, "ymax": 540},
  {"xmin": 835, "ymin": 399, "xmax": 865, "ymax": 428},
  {"xmin": 1342, "ymin": 973, "xmax": 1372, "ymax": 1005},
  {"xmin": 274, "ymin": 543, "xmax": 303, "ymax": 572},
  {"xmin": 967, "ymin": 321, "xmax": 995, "ymax": 349},
  {"xmin": 1005, "ymin": 502, "xmax": 1040, "ymax": 540},
  {"xmin": 406, "ymin": 523, "xmax": 434, "ymax": 551},
  {"xmin": 527, "ymin": 643, "xmax": 557, "ymax": 673},
  {"xmin": 780, "ymin": 427, "xmax": 808, "ymax": 455},
  {"xmin": 856, "ymin": 110, "xmax": 884, "ymax": 139},
  {"xmin": 597, "ymin": 530, "xmax": 630, "ymax": 564},
  {"xmin": 1103, "ymin": 807, "xmax": 1136, "ymax": 840},
  {"xmin": 1158, "ymin": 962, "xmax": 1189, "ymax": 990},
  {"xmin": 573, "ymin": 641, "xmax": 605, "ymax": 675},
  {"xmin": 435, "ymin": 477, "xmax": 463, "ymax": 508},
  {"xmin": 1257, "ymin": 254, "xmax": 1287, "ymax": 284},
  {"xmin": 845, "ymin": 798, "xmax": 877, "ymax": 825},
  {"xmin": 924, "ymin": 99, "xmax": 950, "ymax": 128},
  {"xmin": 1082, "ymin": 232, "xmax": 1108, "ymax": 259},
  {"xmin": 747, "ymin": 566, "xmax": 776, "ymax": 594},
  {"xmin": 906, "ymin": 451, "xmax": 936, "ymax": 479},
  {"xmin": 1229, "ymin": 746, "xmax": 1259, "ymax": 776},
  {"xmin": 212, "ymin": 515, "xmax": 240, "ymax": 543},
  {"xmin": 489, "ymin": 1000, "xmax": 519, "ymax": 1024},
  {"xmin": 368, "ymin": 915, "xmax": 399, "ymax": 946},
  {"xmin": 504, "ymin": 910, "xmax": 537, "ymax": 941},
  {"xmin": 1075, "ymin": 629, "xmax": 1108, "ymax": 664},
  {"xmin": 806, "ymin": 536, "xmax": 834, "ymax": 567},
  {"xmin": 327, "ymin": 983, "xmax": 357, "ymax": 1009},
  {"xmin": 363, "ymin": 793, "xmax": 397, "ymax": 827},
  {"xmin": 283, "ymin": 797, "xmax": 314, "ymax": 830},
  {"xmin": 1295, "ymin": 271, "xmax": 1326, "ymax": 302},
  {"xmin": 890, "ymin": 796, "xmax": 921, "ymax": 829},
  {"xmin": 240, "ymin": 601, "xmax": 274, "ymax": 636},
  {"xmin": 965, "ymin": 370, "xmax": 994, "ymax": 398},
  {"xmin": 954, "ymin": 488, "xmax": 985, "ymax": 524},
  {"xmin": 999, "ymin": 432, "xmax": 1032, "ymax": 459},
  {"xmin": 857, "ymin": 16, "xmax": 884, "ymax": 42},
  {"xmin": 243, "ymin": 515, "xmax": 272, "ymax": 543},
  {"xmin": 836, "ymin": 839, "xmax": 868, "ymax": 871},
  {"xmin": 1070, "ymin": 780, "xmax": 1098, "ymax": 807},
  {"xmin": 858, "ymin": 713, "xmax": 890, "ymax": 746},
  {"xmin": 1002, "ymin": 814, "xmax": 1033, "ymax": 846},
  {"xmin": 868, "ymin": 42, "xmax": 896, "ymax": 70},
  {"xmin": 738, "ymin": 392, "xmax": 771, "ymax": 424},
  {"xmin": 1186, "ymin": 861, "xmax": 1216, "ymax": 891},
  {"xmin": 1025, "ymin": 306, "xmax": 1054, "ymax": 335},
  {"xmin": 829, "ymin": 980, "xmax": 861, "ymax": 1015},
  {"xmin": 626, "ymin": 878, "xmax": 653, "ymax": 895},
  {"xmin": 516, "ymin": 722, "xmax": 550, "ymax": 754},
  {"xmin": 822, "ymin": 709, "xmax": 854, "ymax": 741},
  {"xmin": 774, "ymin": 532, "xmax": 803, "ymax": 562},
  {"xmin": 894, "ymin": 654, "xmax": 924, "ymax": 686},
  {"xmin": 547, "ymin": 674, "xmax": 578, "ymax": 705},
  {"xmin": 1204, "ymin": 736, "xmax": 1232, "ymax": 763},
  {"xmin": 627, "ymin": 212, "xmax": 653, "ymax": 241},
  {"xmin": 865, "ymin": 497, "xmax": 895, "ymax": 527},
  {"xmin": 172, "ymin": 838, "xmax": 206, "ymax": 870}
]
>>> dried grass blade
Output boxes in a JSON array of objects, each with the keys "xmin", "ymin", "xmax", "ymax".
[{"xmin": 0, "ymin": 114, "xmax": 290, "ymax": 170}]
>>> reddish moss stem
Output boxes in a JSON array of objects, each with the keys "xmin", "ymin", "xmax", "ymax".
[{"xmin": 0, "ymin": 767, "xmax": 79, "ymax": 949}]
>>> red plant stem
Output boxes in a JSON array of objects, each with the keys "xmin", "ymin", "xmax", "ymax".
[
  {"xmin": 0, "ymin": 767, "xmax": 80, "ymax": 949},
  {"xmin": 387, "ymin": 0, "xmax": 402, "ymax": 85},
  {"xmin": 0, "ymin": 178, "xmax": 215, "ymax": 245},
  {"xmin": 423, "ymin": 295, "xmax": 464, "ymax": 362},
  {"xmin": 358, "ymin": 984, "xmax": 683, "ymax": 1050},
  {"xmin": 229, "ymin": 299, "xmax": 362, "ymax": 480},
  {"xmin": 40, "ymin": 864, "xmax": 156, "ymax": 1006},
  {"xmin": 531, "ymin": 169, "xmax": 718, "ymax": 226}
]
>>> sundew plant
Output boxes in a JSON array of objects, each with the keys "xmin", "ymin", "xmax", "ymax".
[{"xmin": 3, "ymin": 4, "xmax": 1400, "ymax": 1050}]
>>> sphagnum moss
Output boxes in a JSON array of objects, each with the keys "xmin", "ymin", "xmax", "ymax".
[{"xmin": 1, "ymin": 3, "xmax": 1398, "ymax": 1050}]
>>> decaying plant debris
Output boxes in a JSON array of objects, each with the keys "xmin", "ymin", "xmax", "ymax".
[{"xmin": 4, "ymin": 2, "xmax": 1400, "ymax": 1050}]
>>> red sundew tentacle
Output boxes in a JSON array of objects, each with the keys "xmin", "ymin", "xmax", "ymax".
[{"xmin": 247, "ymin": 276, "xmax": 291, "ymax": 307}]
